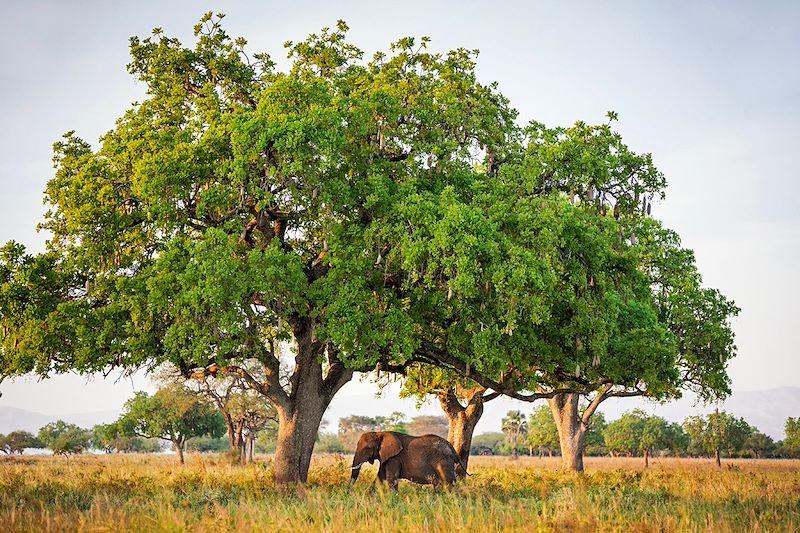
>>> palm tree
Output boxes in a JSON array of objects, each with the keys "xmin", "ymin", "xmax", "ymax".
[{"xmin": 502, "ymin": 410, "xmax": 528, "ymax": 458}]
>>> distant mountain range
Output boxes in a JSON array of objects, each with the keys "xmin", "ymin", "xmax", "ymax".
[
  {"xmin": 0, "ymin": 406, "xmax": 119, "ymax": 435},
  {"xmin": 1, "ymin": 387, "xmax": 797, "ymax": 441}
]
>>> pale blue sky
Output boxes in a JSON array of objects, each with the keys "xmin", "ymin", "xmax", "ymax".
[{"xmin": 1, "ymin": 1, "xmax": 798, "ymax": 420}]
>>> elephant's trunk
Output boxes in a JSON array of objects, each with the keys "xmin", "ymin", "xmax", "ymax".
[{"xmin": 350, "ymin": 462, "xmax": 362, "ymax": 481}]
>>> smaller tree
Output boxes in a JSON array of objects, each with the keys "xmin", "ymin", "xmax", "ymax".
[
  {"xmin": 118, "ymin": 385, "xmax": 225, "ymax": 464},
  {"xmin": 639, "ymin": 415, "xmax": 674, "ymax": 467},
  {"xmin": 0, "ymin": 431, "xmax": 42, "ymax": 454},
  {"xmin": 407, "ymin": 416, "xmax": 449, "ymax": 439},
  {"xmin": 784, "ymin": 417, "xmax": 800, "ymax": 455},
  {"xmin": 527, "ymin": 406, "xmax": 559, "ymax": 457},
  {"xmin": 316, "ymin": 433, "xmax": 346, "ymax": 453},
  {"xmin": 38, "ymin": 421, "xmax": 90, "ymax": 455},
  {"xmin": 471, "ymin": 432, "xmax": 505, "ymax": 455},
  {"xmin": 682, "ymin": 410, "xmax": 751, "ymax": 466},
  {"xmin": 338, "ymin": 415, "xmax": 383, "ymax": 452},
  {"xmin": 501, "ymin": 411, "xmax": 528, "ymax": 458},
  {"xmin": 743, "ymin": 431, "xmax": 776, "ymax": 459},
  {"xmin": 603, "ymin": 411, "xmax": 646, "ymax": 458}
]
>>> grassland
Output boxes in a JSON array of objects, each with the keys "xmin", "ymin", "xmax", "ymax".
[{"xmin": 0, "ymin": 453, "xmax": 798, "ymax": 532}]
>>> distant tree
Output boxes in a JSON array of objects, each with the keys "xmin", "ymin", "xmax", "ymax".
[
  {"xmin": 0, "ymin": 431, "xmax": 42, "ymax": 454},
  {"xmin": 186, "ymin": 436, "xmax": 229, "ymax": 452},
  {"xmin": 471, "ymin": 432, "xmax": 505, "ymax": 455},
  {"xmin": 118, "ymin": 384, "xmax": 225, "ymax": 464},
  {"xmin": 785, "ymin": 417, "xmax": 800, "ymax": 455},
  {"xmin": 639, "ymin": 415, "xmax": 674, "ymax": 467},
  {"xmin": 38, "ymin": 420, "xmax": 90, "ymax": 455},
  {"xmin": 584, "ymin": 411, "xmax": 607, "ymax": 456},
  {"xmin": 376, "ymin": 412, "xmax": 408, "ymax": 434},
  {"xmin": 92, "ymin": 423, "xmax": 128, "ymax": 453},
  {"xmin": 527, "ymin": 406, "xmax": 559, "ymax": 457},
  {"xmin": 316, "ymin": 433, "xmax": 346, "ymax": 453},
  {"xmin": 662, "ymin": 421, "xmax": 688, "ymax": 456},
  {"xmin": 501, "ymin": 411, "xmax": 528, "ymax": 458},
  {"xmin": 706, "ymin": 410, "xmax": 751, "ymax": 466},
  {"xmin": 407, "ymin": 416, "xmax": 449, "ymax": 439},
  {"xmin": 682, "ymin": 410, "xmax": 751, "ymax": 466},
  {"xmin": 338, "ymin": 416, "xmax": 382, "ymax": 452},
  {"xmin": 603, "ymin": 410, "xmax": 646, "ymax": 457},
  {"xmin": 743, "ymin": 431, "xmax": 776, "ymax": 459},
  {"xmin": 682, "ymin": 415, "xmax": 707, "ymax": 457}
]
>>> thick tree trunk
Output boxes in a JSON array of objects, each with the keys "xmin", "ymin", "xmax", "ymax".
[
  {"xmin": 439, "ymin": 386, "xmax": 487, "ymax": 474},
  {"xmin": 273, "ymin": 397, "xmax": 326, "ymax": 483},
  {"xmin": 715, "ymin": 448, "xmax": 721, "ymax": 467},
  {"xmin": 270, "ymin": 321, "xmax": 353, "ymax": 484},
  {"xmin": 548, "ymin": 393, "xmax": 587, "ymax": 473}
]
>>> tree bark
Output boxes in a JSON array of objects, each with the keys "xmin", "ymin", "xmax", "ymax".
[
  {"xmin": 269, "ymin": 320, "xmax": 353, "ymax": 484},
  {"xmin": 548, "ymin": 393, "xmax": 587, "ymax": 473},
  {"xmin": 248, "ymin": 433, "xmax": 255, "ymax": 463},
  {"xmin": 644, "ymin": 448, "xmax": 650, "ymax": 468},
  {"xmin": 175, "ymin": 440, "xmax": 185, "ymax": 465},
  {"xmin": 715, "ymin": 448, "xmax": 721, "ymax": 467},
  {"xmin": 438, "ymin": 386, "xmax": 488, "ymax": 474}
]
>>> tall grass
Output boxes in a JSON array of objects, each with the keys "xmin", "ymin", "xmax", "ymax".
[{"xmin": 1, "ymin": 454, "xmax": 797, "ymax": 532}]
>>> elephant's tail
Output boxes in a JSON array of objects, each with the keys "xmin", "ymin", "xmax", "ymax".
[{"xmin": 456, "ymin": 457, "xmax": 470, "ymax": 476}]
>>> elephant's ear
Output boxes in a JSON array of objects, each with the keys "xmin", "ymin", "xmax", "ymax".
[{"xmin": 379, "ymin": 433, "xmax": 403, "ymax": 462}]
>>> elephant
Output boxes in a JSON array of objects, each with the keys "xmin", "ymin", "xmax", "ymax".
[{"xmin": 350, "ymin": 431, "xmax": 468, "ymax": 488}]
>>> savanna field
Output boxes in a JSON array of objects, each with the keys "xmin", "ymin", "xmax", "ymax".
[{"xmin": 1, "ymin": 454, "xmax": 798, "ymax": 532}]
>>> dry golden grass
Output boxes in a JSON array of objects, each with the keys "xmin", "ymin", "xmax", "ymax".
[{"xmin": 0, "ymin": 453, "xmax": 797, "ymax": 532}]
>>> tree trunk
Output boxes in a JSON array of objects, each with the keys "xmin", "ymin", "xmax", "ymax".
[
  {"xmin": 273, "ymin": 396, "xmax": 327, "ymax": 483},
  {"xmin": 548, "ymin": 393, "xmax": 587, "ymax": 473},
  {"xmin": 224, "ymin": 413, "xmax": 236, "ymax": 451},
  {"xmin": 439, "ymin": 386, "xmax": 487, "ymax": 474},
  {"xmin": 644, "ymin": 448, "xmax": 650, "ymax": 468},
  {"xmin": 248, "ymin": 433, "xmax": 255, "ymax": 463},
  {"xmin": 175, "ymin": 440, "xmax": 185, "ymax": 465},
  {"xmin": 715, "ymin": 448, "xmax": 721, "ymax": 467},
  {"xmin": 270, "ymin": 321, "xmax": 352, "ymax": 484}
]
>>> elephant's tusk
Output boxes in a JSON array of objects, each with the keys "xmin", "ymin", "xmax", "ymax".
[{"xmin": 351, "ymin": 464, "xmax": 363, "ymax": 470}]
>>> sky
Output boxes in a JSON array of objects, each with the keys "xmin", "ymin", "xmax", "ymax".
[{"xmin": 0, "ymin": 1, "xmax": 798, "ymax": 430}]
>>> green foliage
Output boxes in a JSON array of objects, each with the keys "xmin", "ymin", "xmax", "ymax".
[
  {"xmin": 186, "ymin": 436, "xmax": 229, "ymax": 452},
  {"xmin": 118, "ymin": 384, "xmax": 225, "ymax": 450},
  {"xmin": 315, "ymin": 433, "xmax": 346, "ymax": 453},
  {"xmin": 470, "ymin": 432, "xmax": 505, "ymax": 454},
  {"xmin": 785, "ymin": 417, "xmax": 800, "ymax": 453},
  {"xmin": 603, "ymin": 410, "xmax": 687, "ymax": 457},
  {"xmin": 501, "ymin": 410, "xmax": 527, "ymax": 455},
  {"xmin": 38, "ymin": 420, "xmax": 91, "ymax": 455},
  {"xmin": 603, "ymin": 410, "xmax": 647, "ymax": 456},
  {"xmin": 526, "ymin": 406, "xmax": 559, "ymax": 455},
  {"xmin": 682, "ymin": 410, "xmax": 752, "ymax": 458},
  {"xmin": 743, "ymin": 432, "xmax": 776, "ymax": 459},
  {"xmin": 0, "ymin": 430, "xmax": 42, "ymax": 454}
]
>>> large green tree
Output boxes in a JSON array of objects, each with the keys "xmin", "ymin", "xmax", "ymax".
[{"xmin": 0, "ymin": 15, "xmax": 516, "ymax": 483}]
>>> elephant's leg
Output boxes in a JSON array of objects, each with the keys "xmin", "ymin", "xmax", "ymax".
[
  {"xmin": 434, "ymin": 462, "xmax": 456, "ymax": 488},
  {"xmin": 384, "ymin": 460, "xmax": 400, "ymax": 490}
]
